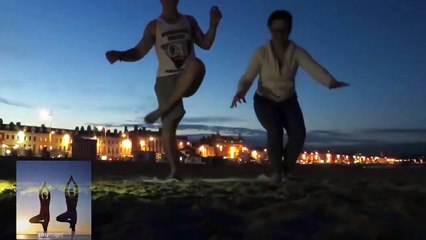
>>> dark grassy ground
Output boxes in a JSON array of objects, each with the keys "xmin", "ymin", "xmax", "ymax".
[{"xmin": 91, "ymin": 161, "xmax": 426, "ymax": 240}]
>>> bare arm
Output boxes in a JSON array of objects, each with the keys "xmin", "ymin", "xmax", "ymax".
[
  {"xmin": 189, "ymin": 6, "xmax": 222, "ymax": 50},
  {"xmin": 39, "ymin": 182, "xmax": 45, "ymax": 200},
  {"xmin": 74, "ymin": 181, "xmax": 79, "ymax": 195},
  {"xmin": 65, "ymin": 179, "xmax": 70, "ymax": 196},
  {"xmin": 39, "ymin": 189, "xmax": 42, "ymax": 201},
  {"xmin": 106, "ymin": 20, "xmax": 156, "ymax": 63}
]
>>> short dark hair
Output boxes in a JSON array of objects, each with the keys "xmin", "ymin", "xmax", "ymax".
[{"xmin": 267, "ymin": 10, "xmax": 293, "ymax": 32}]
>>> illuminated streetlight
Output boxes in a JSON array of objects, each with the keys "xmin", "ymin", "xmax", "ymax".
[
  {"xmin": 123, "ymin": 139, "xmax": 131, "ymax": 148},
  {"xmin": 17, "ymin": 131, "xmax": 25, "ymax": 143},
  {"xmin": 251, "ymin": 150, "xmax": 258, "ymax": 160},
  {"xmin": 326, "ymin": 153, "xmax": 332, "ymax": 163},
  {"xmin": 96, "ymin": 126, "xmax": 107, "ymax": 155},
  {"xmin": 230, "ymin": 146, "xmax": 236, "ymax": 159},
  {"xmin": 140, "ymin": 140, "xmax": 146, "ymax": 151},
  {"xmin": 198, "ymin": 145, "xmax": 206, "ymax": 157},
  {"xmin": 40, "ymin": 109, "xmax": 52, "ymax": 128},
  {"xmin": 63, "ymin": 134, "xmax": 70, "ymax": 145}
]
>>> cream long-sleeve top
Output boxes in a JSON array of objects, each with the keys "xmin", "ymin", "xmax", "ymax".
[{"xmin": 237, "ymin": 41, "xmax": 338, "ymax": 102}]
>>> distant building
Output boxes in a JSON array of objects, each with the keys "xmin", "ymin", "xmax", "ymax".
[
  {"xmin": 75, "ymin": 126, "xmax": 131, "ymax": 159},
  {"xmin": 0, "ymin": 119, "xmax": 72, "ymax": 158},
  {"xmin": 250, "ymin": 147, "xmax": 268, "ymax": 163},
  {"xmin": 128, "ymin": 126, "xmax": 162, "ymax": 160},
  {"xmin": 196, "ymin": 133, "xmax": 250, "ymax": 162},
  {"xmin": 128, "ymin": 125, "xmax": 192, "ymax": 161},
  {"xmin": 72, "ymin": 136, "xmax": 97, "ymax": 160},
  {"xmin": 2, "ymin": 118, "xmax": 405, "ymax": 164},
  {"xmin": 0, "ymin": 119, "xmax": 192, "ymax": 160}
]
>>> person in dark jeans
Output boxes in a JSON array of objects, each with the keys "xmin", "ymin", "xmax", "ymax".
[
  {"xmin": 29, "ymin": 182, "xmax": 50, "ymax": 232},
  {"xmin": 56, "ymin": 175, "xmax": 78, "ymax": 233},
  {"xmin": 231, "ymin": 10, "xmax": 349, "ymax": 185},
  {"xmin": 254, "ymin": 93, "xmax": 306, "ymax": 180}
]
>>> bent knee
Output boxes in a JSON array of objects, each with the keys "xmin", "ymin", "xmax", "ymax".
[
  {"xmin": 192, "ymin": 57, "xmax": 205, "ymax": 69},
  {"xmin": 188, "ymin": 58, "xmax": 206, "ymax": 76}
]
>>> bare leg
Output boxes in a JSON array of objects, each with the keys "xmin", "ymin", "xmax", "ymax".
[
  {"xmin": 145, "ymin": 58, "xmax": 206, "ymax": 123},
  {"xmin": 42, "ymin": 222, "xmax": 48, "ymax": 233},
  {"xmin": 29, "ymin": 214, "xmax": 49, "ymax": 233},
  {"xmin": 161, "ymin": 116, "xmax": 183, "ymax": 179}
]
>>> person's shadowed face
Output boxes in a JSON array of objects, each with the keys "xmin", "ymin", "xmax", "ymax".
[
  {"xmin": 269, "ymin": 19, "xmax": 291, "ymax": 43},
  {"xmin": 160, "ymin": 0, "xmax": 179, "ymax": 8}
]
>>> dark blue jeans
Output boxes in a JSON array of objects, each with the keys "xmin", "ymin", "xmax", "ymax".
[{"xmin": 254, "ymin": 93, "xmax": 306, "ymax": 175}]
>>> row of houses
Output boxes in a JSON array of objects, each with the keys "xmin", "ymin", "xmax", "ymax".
[
  {"xmin": 0, "ymin": 120, "xmax": 72, "ymax": 157},
  {"xmin": 2, "ymin": 119, "xmax": 409, "ymax": 165},
  {"xmin": 0, "ymin": 119, "xmax": 264, "ymax": 162}
]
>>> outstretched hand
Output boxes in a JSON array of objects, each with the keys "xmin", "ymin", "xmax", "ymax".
[
  {"xmin": 105, "ymin": 50, "xmax": 120, "ymax": 64},
  {"xmin": 329, "ymin": 81, "xmax": 350, "ymax": 89},
  {"xmin": 210, "ymin": 6, "xmax": 222, "ymax": 27},
  {"xmin": 230, "ymin": 92, "xmax": 246, "ymax": 108}
]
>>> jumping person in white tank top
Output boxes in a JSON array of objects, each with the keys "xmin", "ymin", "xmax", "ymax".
[
  {"xmin": 155, "ymin": 14, "xmax": 196, "ymax": 77},
  {"xmin": 106, "ymin": 0, "xmax": 222, "ymax": 179}
]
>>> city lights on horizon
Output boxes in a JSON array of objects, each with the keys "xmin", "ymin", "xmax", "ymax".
[{"xmin": 0, "ymin": 119, "xmax": 424, "ymax": 164}]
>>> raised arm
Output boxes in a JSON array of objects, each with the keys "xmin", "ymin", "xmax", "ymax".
[
  {"xmin": 65, "ymin": 178, "xmax": 71, "ymax": 196},
  {"xmin": 39, "ymin": 186, "xmax": 43, "ymax": 201},
  {"xmin": 294, "ymin": 47, "xmax": 348, "ymax": 89},
  {"xmin": 106, "ymin": 20, "xmax": 156, "ymax": 64},
  {"xmin": 189, "ymin": 6, "xmax": 222, "ymax": 50},
  {"xmin": 73, "ymin": 180, "xmax": 79, "ymax": 195}
]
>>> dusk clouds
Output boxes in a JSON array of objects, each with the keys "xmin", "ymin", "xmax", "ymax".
[{"xmin": 0, "ymin": 97, "xmax": 30, "ymax": 108}]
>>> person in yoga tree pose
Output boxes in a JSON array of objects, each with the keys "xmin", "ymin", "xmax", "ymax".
[
  {"xmin": 29, "ymin": 182, "xmax": 50, "ymax": 233},
  {"xmin": 106, "ymin": 0, "xmax": 222, "ymax": 179},
  {"xmin": 56, "ymin": 175, "xmax": 79, "ymax": 234}
]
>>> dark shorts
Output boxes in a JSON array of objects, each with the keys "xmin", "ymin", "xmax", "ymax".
[{"xmin": 155, "ymin": 73, "xmax": 186, "ymax": 123}]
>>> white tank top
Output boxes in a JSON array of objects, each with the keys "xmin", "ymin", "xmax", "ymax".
[{"xmin": 154, "ymin": 15, "xmax": 196, "ymax": 77}]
